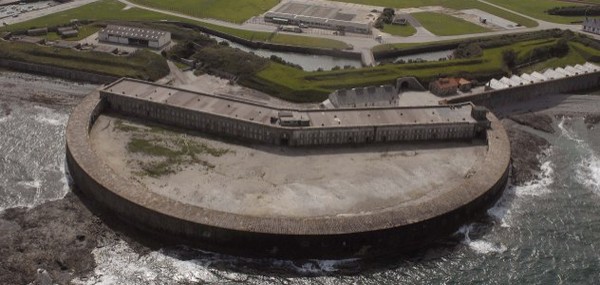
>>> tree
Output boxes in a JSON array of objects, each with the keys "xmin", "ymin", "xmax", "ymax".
[{"xmin": 502, "ymin": 49, "xmax": 517, "ymax": 70}]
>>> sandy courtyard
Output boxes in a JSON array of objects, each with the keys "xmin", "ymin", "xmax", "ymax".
[{"xmin": 90, "ymin": 115, "xmax": 487, "ymax": 218}]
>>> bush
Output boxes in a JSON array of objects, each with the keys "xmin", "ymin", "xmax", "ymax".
[
  {"xmin": 453, "ymin": 42, "xmax": 483, "ymax": 59},
  {"xmin": 547, "ymin": 6, "xmax": 600, "ymax": 16}
]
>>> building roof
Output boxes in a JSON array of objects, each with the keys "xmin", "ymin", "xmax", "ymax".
[
  {"xmin": 99, "ymin": 25, "xmax": 169, "ymax": 41},
  {"xmin": 102, "ymin": 78, "xmax": 477, "ymax": 129}
]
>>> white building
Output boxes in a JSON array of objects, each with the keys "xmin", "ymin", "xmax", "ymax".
[
  {"xmin": 583, "ymin": 18, "xmax": 600, "ymax": 35},
  {"xmin": 98, "ymin": 25, "xmax": 171, "ymax": 49}
]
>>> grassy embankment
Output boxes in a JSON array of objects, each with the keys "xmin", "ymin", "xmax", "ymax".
[
  {"xmin": 0, "ymin": 41, "xmax": 169, "ymax": 80},
  {"xmin": 411, "ymin": 12, "xmax": 490, "ymax": 36},
  {"xmin": 129, "ymin": 0, "xmax": 278, "ymax": 23},
  {"xmin": 331, "ymin": 0, "xmax": 538, "ymax": 28},
  {"xmin": 486, "ymin": 0, "xmax": 600, "ymax": 24},
  {"xmin": 2, "ymin": 0, "xmax": 349, "ymax": 49},
  {"xmin": 247, "ymin": 38, "xmax": 600, "ymax": 102}
]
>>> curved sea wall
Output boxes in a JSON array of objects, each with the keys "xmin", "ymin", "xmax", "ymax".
[{"xmin": 66, "ymin": 92, "xmax": 510, "ymax": 259}]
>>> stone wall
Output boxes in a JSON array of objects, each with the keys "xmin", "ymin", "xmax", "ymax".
[
  {"xmin": 446, "ymin": 70, "xmax": 600, "ymax": 108},
  {"xmin": 65, "ymin": 92, "xmax": 511, "ymax": 259},
  {"xmin": 0, "ymin": 59, "xmax": 118, "ymax": 84}
]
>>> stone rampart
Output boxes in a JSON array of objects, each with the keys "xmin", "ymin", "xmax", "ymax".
[
  {"xmin": 65, "ymin": 91, "xmax": 511, "ymax": 258},
  {"xmin": 0, "ymin": 59, "xmax": 119, "ymax": 84},
  {"xmin": 445, "ymin": 70, "xmax": 600, "ymax": 108}
]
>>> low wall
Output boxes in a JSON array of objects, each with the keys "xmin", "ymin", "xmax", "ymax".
[
  {"xmin": 66, "ymin": 92, "xmax": 511, "ymax": 259},
  {"xmin": 0, "ymin": 59, "xmax": 118, "ymax": 84},
  {"xmin": 446, "ymin": 70, "xmax": 600, "ymax": 108}
]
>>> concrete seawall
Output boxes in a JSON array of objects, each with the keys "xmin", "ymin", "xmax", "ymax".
[
  {"xmin": 66, "ymin": 92, "xmax": 511, "ymax": 259},
  {"xmin": 0, "ymin": 59, "xmax": 119, "ymax": 84}
]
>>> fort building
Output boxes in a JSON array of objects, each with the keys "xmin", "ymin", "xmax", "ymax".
[
  {"xmin": 98, "ymin": 25, "xmax": 171, "ymax": 49},
  {"xmin": 101, "ymin": 78, "xmax": 491, "ymax": 147}
]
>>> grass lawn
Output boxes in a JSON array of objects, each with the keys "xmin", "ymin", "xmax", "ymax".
[
  {"xmin": 411, "ymin": 12, "xmax": 491, "ymax": 36},
  {"xmin": 330, "ymin": 0, "xmax": 538, "ymax": 28},
  {"xmin": 380, "ymin": 24, "xmax": 417, "ymax": 37},
  {"xmin": 129, "ymin": 0, "xmax": 278, "ymax": 23},
  {"xmin": 2, "ymin": 0, "xmax": 349, "ymax": 50},
  {"xmin": 486, "ymin": 0, "xmax": 597, "ymax": 24},
  {"xmin": 250, "ymin": 38, "xmax": 600, "ymax": 102}
]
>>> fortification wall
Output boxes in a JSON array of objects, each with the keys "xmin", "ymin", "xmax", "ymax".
[
  {"xmin": 0, "ymin": 59, "xmax": 119, "ymax": 84},
  {"xmin": 102, "ymin": 90, "xmax": 479, "ymax": 147},
  {"xmin": 446, "ymin": 70, "xmax": 600, "ymax": 108},
  {"xmin": 65, "ymin": 91, "xmax": 511, "ymax": 258}
]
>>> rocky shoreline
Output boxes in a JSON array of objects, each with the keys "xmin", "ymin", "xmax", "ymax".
[{"xmin": 0, "ymin": 72, "xmax": 598, "ymax": 283}]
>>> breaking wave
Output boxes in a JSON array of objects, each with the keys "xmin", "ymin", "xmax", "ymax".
[
  {"xmin": 558, "ymin": 117, "xmax": 600, "ymax": 195},
  {"xmin": 457, "ymin": 224, "xmax": 507, "ymax": 255},
  {"xmin": 73, "ymin": 240, "xmax": 360, "ymax": 284}
]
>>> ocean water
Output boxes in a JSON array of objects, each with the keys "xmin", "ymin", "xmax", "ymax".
[{"xmin": 1, "ymin": 76, "xmax": 599, "ymax": 283}]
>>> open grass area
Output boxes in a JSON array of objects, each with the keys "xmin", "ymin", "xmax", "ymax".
[
  {"xmin": 411, "ymin": 12, "xmax": 491, "ymax": 36},
  {"xmin": 331, "ymin": 0, "xmax": 538, "ymax": 28},
  {"xmin": 2, "ymin": 0, "xmax": 349, "ymax": 50},
  {"xmin": 380, "ymin": 24, "xmax": 417, "ymax": 37},
  {"xmin": 486, "ymin": 0, "xmax": 597, "ymax": 24},
  {"xmin": 0, "ymin": 41, "xmax": 169, "ymax": 80},
  {"xmin": 250, "ymin": 38, "xmax": 600, "ymax": 102},
  {"xmin": 129, "ymin": 0, "xmax": 278, "ymax": 23}
]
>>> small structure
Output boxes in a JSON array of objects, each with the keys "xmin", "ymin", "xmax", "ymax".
[
  {"xmin": 328, "ymin": 85, "xmax": 398, "ymax": 108},
  {"xmin": 98, "ymin": 25, "xmax": 171, "ymax": 49},
  {"xmin": 583, "ymin": 18, "xmax": 600, "ymax": 35},
  {"xmin": 392, "ymin": 15, "xmax": 407, "ymax": 25},
  {"xmin": 27, "ymin": 27, "xmax": 47, "ymax": 36},
  {"xmin": 57, "ymin": 26, "xmax": 78, "ymax": 38},
  {"xmin": 458, "ymin": 78, "xmax": 473, "ymax": 92},
  {"xmin": 429, "ymin": 78, "xmax": 459, "ymax": 96}
]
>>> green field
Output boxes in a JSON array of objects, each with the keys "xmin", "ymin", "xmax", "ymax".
[
  {"xmin": 485, "ymin": 0, "xmax": 597, "ymax": 24},
  {"xmin": 331, "ymin": 0, "xmax": 538, "ymax": 28},
  {"xmin": 129, "ymin": 0, "xmax": 278, "ymax": 23},
  {"xmin": 0, "ymin": 41, "xmax": 169, "ymax": 80},
  {"xmin": 380, "ymin": 24, "xmax": 417, "ymax": 37},
  {"xmin": 2, "ymin": 0, "xmax": 349, "ymax": 50},
  {"xmin": 248, "ymin": 38, "xmax": 600, "ymax": 102},
  {"xmin": 412, "ymin": 12, "xmax": 491, "ymax": 36}
]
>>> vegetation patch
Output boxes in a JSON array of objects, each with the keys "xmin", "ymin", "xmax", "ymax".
[
  {"xmin": 485, "ymin": 0, "xmax": 598, "ymax": 24},
  {"xmin": 124, "ymin": 133, "xmax": 229, "ymax": 177}
]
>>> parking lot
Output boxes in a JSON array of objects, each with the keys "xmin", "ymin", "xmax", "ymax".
[{"xmin": 0, "ymin": 1, "xmax": 57, "ymax": 21}]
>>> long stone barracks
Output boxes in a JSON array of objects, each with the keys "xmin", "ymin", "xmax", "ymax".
[{"xmin": 101, "ymin": 79, "xmax": 492, "ymax": 146}]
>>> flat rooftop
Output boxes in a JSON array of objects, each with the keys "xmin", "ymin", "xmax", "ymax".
[{"xmin": 102, "ymin": 79, "xmax": 477, "ymax": 128}]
